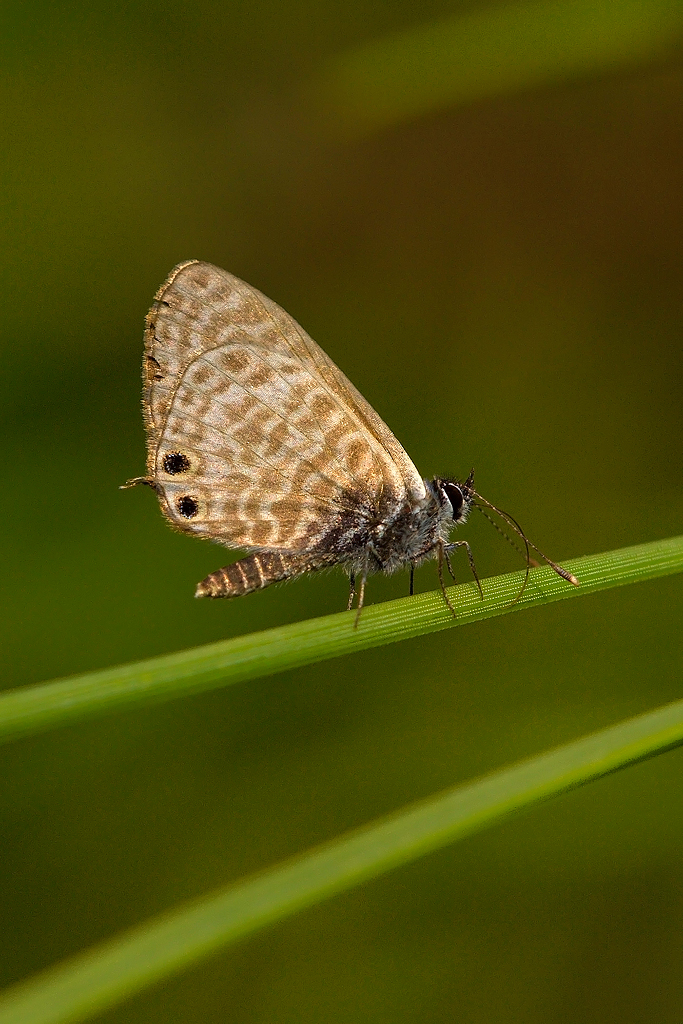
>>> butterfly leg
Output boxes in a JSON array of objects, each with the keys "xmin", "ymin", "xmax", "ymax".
[
  {"xmin": 409, "ymin": 563, "xmax": 415, "ymax": 596},
  {"xmin": 445, "ymin": 540, "xmax": 484, "ymax": 600},
  {"xmin": 347, "ymin": 572, "xmax": 356, "ymax": 611},
  {"xmin": 354, "ymin": 573, "xmax": 367, "ymax": 628},
  {"xmin": 353, "ymin": 554, "xmax": 370, "ymax": 628},
  {"xmin": 436, "ymin": 543, "xmax": 457, "ymax": 617}
]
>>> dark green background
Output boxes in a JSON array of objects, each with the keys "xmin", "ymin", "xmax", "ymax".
[{"xmin": 2, "ymin": 2, "xmax": 683, "ymax": 1021}]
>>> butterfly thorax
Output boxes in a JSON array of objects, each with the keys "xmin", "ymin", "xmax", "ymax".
[{"xmin": 310, "ymin": 477, "xmax": 472, "ymax": 577}]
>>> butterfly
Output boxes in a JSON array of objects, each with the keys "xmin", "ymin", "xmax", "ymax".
[{"xmin": 124, "ymin": 261, "xmax": 578, "ymax": 615}]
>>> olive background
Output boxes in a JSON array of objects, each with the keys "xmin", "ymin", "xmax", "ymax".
[{"xmin": 2, "ymin": 2, "xmax": 683, "ymax": 1021}]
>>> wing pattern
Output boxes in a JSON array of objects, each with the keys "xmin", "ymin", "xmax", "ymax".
[{"xmin": 142, "ymin": 261, "xmax": 426, "ymax": 552}]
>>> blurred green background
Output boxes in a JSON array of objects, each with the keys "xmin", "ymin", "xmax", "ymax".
[{"xmin": 2, "ymin": 1, "xmax": 683, "ymax": 1020}]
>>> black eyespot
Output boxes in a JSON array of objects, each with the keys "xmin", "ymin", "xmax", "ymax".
[
  {"xmin": 177, "ymin": 496, "xmax": 199, "ymax": 519},
  {"xmin": 163, "ymin": 452, "xmax": 191, "ymax": 475},
  {"xmin": 443, "ymin": 482, "xmax": 464, "ymax": 519}
]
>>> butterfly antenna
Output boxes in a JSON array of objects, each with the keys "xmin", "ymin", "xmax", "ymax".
[
  {"xmin": 470, "ymin": 489, "xmax": 580, "ymax": 593},
  {"xmin": 473, "ymin": 503, "xmax": 532, "ymax": 602},
  {"xmin": 475, "ymin": 505, "xmax": 531, "ymax": 561}
]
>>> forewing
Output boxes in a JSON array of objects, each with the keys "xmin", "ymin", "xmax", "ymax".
[{"xmin": 142, "ymin": 261, "xmax": 426, "ymax": 551}]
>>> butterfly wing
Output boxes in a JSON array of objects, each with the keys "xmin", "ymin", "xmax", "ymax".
[{"xmin": 142, "ymin": 260, "xmax": 426, "ymax": 552}]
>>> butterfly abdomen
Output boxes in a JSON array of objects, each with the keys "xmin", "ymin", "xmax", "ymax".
[{"xmin": 195, "ymin": 550, "xmax": 323, "ymax": 598}]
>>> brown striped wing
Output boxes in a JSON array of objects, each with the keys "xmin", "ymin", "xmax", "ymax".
[{"xmin": 142, "ymin": 260, "xmax": 426, "ymax": 552}]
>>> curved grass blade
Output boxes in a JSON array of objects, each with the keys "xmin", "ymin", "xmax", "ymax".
[
  {"xmin": 1, "ymin": 695, "xmax": 683, "ymax": 1024},
  {"xmin": 316, "ymin": 0, "xmax": 683, "ymax": 135},
  {"xmin": 0, "ymin": 536, "xmax": 682, "ymax": 746}
]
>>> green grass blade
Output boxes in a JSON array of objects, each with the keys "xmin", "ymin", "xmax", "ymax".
[
  {"xmin": 2, "ymin": 696, "xmax": 683, "ymax": 1024},
  {"xmin": 1, "ymin": 536, "xmax": 682, "ymax": 745},
  {"xmin": 316, "ymin": 0, "xmax": 683, "ymax": 135}
]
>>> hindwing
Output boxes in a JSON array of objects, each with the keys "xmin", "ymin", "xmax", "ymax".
[{"xmin": 142, "ymin": 261, "xmax": 426, "ymax": 551}]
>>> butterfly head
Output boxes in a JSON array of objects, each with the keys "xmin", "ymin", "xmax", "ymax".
[{"xmin": 433, "ymin": 468, "xmax": 476, "ymax": 525}]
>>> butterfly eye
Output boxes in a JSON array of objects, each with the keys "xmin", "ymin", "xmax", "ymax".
[
  {"xmin": 177, "ymin": 496, "xmax": 199, "ymax": 518},
  {"xmin": 163, "ymin": 452, "xmax": 191, "ymax": 475},
  {"xmin": 443, "ymin": 482, "xmax": 464, "ymax": 519}
]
